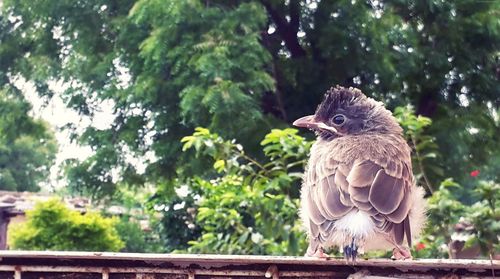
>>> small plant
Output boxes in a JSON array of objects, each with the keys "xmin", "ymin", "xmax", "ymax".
[
  {"xmin": 415, "ymin": 179, "xmax": 499, "ymax": 258},
  {"xmin": 394, "ymin": 105, "xmax": 443, "ymax": 194}
]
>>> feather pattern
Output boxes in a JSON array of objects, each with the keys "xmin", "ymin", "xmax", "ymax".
[{"xmin": 301, "ymin": 132, "xmax": 417, "ymax": 253}]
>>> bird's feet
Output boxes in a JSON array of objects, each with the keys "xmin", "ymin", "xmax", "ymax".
[
  {"xmin": 391, "ymin": 247, "xmax": 412, "ymax": 260},
  {"xmin": 313, "ymin": 248, "xmax": 329, "ymax": 258},
  {"xmin": 305, "ymin": 247, "xmax": 329, "ymax": 258}
]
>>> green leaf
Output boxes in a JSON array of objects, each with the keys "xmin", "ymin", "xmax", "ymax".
[{"xmin": 213, "ymin": 159, "xmax": 226, "ymax": 172}]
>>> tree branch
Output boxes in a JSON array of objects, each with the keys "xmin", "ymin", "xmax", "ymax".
[
  {"xmin": 271, "ymin": 58, "xmax": 288, "ymax": 121},
  {"xmin": 289, "ymin": 0, "xmax": 301, "ymax": 32},
  {"xmin": 260, "ymin": 30, "xmax": 288, "ymax": 121},
  {"xmin": 260, "ymin": 0, "xmax": 306, "ymax": 58},
  {"xmin": 416, "ymin": 91, "xmax": 438, "ymax": 117}
]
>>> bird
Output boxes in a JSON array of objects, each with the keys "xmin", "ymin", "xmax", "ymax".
[{"xmin": 293, "ymin": 86, "xmax": 426, "ymax": 261}]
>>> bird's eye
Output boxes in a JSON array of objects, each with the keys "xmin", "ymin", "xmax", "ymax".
[{"xmin": 332, "ymin": 114, "xmax": 345, "ymax": 125}]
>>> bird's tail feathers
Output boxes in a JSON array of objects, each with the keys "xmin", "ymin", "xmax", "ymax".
[{"xmin": 408, "ymin": 186, "xmax": 427, "ymax": 243}]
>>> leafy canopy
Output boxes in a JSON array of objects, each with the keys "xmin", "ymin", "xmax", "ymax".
[
  {"xmin": 0, "ymin": 0, "xmax": 498, "ymax": 196},
  {"xmin": 0, "ymin": 86, "xmax": 57, "ymax": 191}
]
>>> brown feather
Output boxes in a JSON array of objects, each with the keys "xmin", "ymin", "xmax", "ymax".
[
  {"xmin": 381, "ymin": 220, "xmax": 393, "ymax": 232},
  {"xmin": 393, "ymin": 222, "xmax": 405, "ymax": 245},
  {"xmin": 346, "ymin": 160, "xmax": 381, "ymax": 187},
  {"xmin": 297, "ymin": 86, "xmax": 427, "ymax": 258},
  {"xmin": 404, "ymin": 216, "xmax": 412, "ymax": 247},
  {"xmin": 309, "ymin": 219, "xmax": 319, "ymax": 238},
  {"xmin": 371, "ymin": 213, "xmax": 385, "ymax": 223},
  {"xmin": 305, "ymin": 191, "xmax": 326, "ymax": 225},
  {"xmin": 315, "ymin": 180, "xmax": 335, "ymax": 219},
  {"xmin": 334, "ymin": 170, "xmax": 349, "ymax": 192},
  {"xmin": 402, "ymin": 163, "xmax": 411, "ymax": 181},
  {"xmin": 369, "ymin": 170, "xmax": 405, "ymax": 214},
  {"xmin": 363, "ymin": 206, "xmax": 379, "ymax": 216},
  {"xmin": 351, "ymin": 198, "xmax": 373, "ymax": 211},
  {"xmin": 337, "ymin": 164, "xmax": 351, "ymax": 177},
  {"xmin": 318, "ymin": 176, "xmax": 352, "ymax": 218},
  {"xmin": 339, "ymin": 189, "xmax": 353, "ymax": 206},
  {"xmin": 386, "ymin": 186, "xmax": 412, "ymax": 223},
  {"xmin": 386, "ymin": 160, "xmax": 398, "ymax": 177},
  {"xmin": 319, "ymin": 220, "xmax": 335, "ymax": 238},
  {"xmin": 349, "ymin": 185, "xmax": 370, "ymax": 202}
]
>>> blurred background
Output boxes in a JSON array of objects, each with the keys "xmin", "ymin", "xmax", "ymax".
[{"xmin": 0, "ymin": 0, "xmax": 498, "ymax": 258}]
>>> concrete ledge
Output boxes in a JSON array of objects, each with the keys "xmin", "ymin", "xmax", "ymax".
[{"xmin": 0, "ymin": 250, "xmax": 498, "ymax": 278}]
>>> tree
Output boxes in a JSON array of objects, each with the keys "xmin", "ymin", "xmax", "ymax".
[
  {"xmin": 0, "ymin": 0, "xmax": 498, "ymax": 198},
  {"xmin": 8, "ymin": 199, "xmax": 124, "ymax": 251},
  {"xmin": 0, "ymin": 86, "xmax": 57, "ymax": 191}
]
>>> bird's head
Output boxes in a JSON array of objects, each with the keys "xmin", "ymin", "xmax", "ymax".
[{"xmin": 293, "ymin": 86, "xmax": 402, "ymax": 140}]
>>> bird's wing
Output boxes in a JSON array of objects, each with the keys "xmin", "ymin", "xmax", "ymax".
[
  {"xmin": 305, "ymin": 150, "xmax": 413, "ymax": 248},
  {"xmin": 346, "ymin": 158, "xmax": 414, "ymax": 246},
  {"xmin": 304, "ymin": 159, "xmax": 354, "ymax": 244}
]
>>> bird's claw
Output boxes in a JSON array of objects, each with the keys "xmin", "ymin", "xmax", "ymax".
[
  {"xmin": 391, "ymin": 247, "xmax": 412, "ymax": 260},
  {"xmin": 305, "ymin": 247, "xmax": 329, "ymax": 259},
  {"xmin": 311, "ymin": 248, "xmax": 329, "ymax": 258}
]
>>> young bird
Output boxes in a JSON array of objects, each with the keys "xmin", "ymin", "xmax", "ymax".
[{"xmin": 293, "ymin": 86, "xmax": 426, "ymax": 261}]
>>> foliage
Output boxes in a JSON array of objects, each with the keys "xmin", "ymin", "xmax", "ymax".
[
  {"xmin": 0, "ymin": 87, "xmax": 57, "ymax": 191},
  {"xmin": 0, "ymin": 0, "xmax": 497, "ymax": 197},
  {"xmin": 147, "ymin": 182, "xmax": 201, "ymax": 252},
  {"xmin": 114, "ymin": 217, "xmax": 164, "ymax": 253},
  {"xmin": 109, "ymin": 186, "xmax": 166, "ymax": 253},
  {"xmin": 0, "ymin": 0, "xmax": 275, "ymax": 197},
  {"xmin": 82, "ymin": 185, "xmax": 166, "ymax": 253},
  {"xmin": 8, "ymin": 199, "xmax": 124, "ymax": 251},
  {"xmin": 415, "ymin": 179, "xmax": 499, "ymax": 258},
  {"xmin": 394, "ymin": 105, "xmax": 442, "ymax": 194},
  {"xmin": 469, "ymin": 181, "xmax": 500, "ymax": 255},
  {"xmin": 159, "ymin": 127, "xmax": 312, "ymax": 255},
  {"xmin": 114, "ymin": 218, "xmax": 147, "ymax": 252},
  {"xmin": 0, "ymin": 0, "xmax": 498, "ymax": 258}
]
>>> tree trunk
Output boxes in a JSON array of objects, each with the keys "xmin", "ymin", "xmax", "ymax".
[{"xmin": 416, "ymin": 92, "xmax": 438, "ymax": 117}]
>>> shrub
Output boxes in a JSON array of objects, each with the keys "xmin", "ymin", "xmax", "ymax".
[
  {"xmin": 8, "ymin": 199, "xmax": 124, "ymax": 251},
  {"xmin": 177, "ymin": 128, "xmax": 312, "ymax": 255}
]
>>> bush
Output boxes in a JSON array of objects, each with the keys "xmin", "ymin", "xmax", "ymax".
[
  {"xmin": 415, "ymin": 179, "xmax": 500, "ymax": 258},
  {"xmin": 8, "ymin": 199, "xmax": 124, "ymax": 251},
  {"xmin": 174, "ymin": 128, "xmax": 312, "ymax": 255}
]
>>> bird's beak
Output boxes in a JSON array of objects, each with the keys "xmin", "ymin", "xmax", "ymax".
[
  {"xmin": 293, "ymin": 115, "xmax": 339, "ymax": 134},
  {"xmin": 293, "ymin": 115, "xmax": 317, "ymax": 129}
]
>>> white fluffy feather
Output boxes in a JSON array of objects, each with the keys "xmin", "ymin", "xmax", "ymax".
[{"xmin": 334, "ymin": 210, "xmax": 375, "ymax": 238}]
